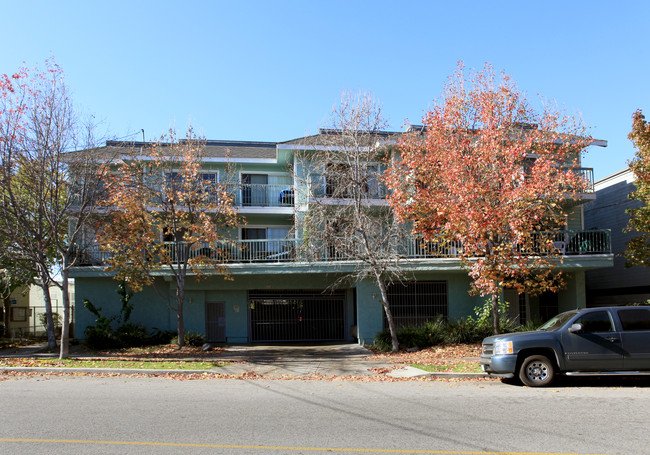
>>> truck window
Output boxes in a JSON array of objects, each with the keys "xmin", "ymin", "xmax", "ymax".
[
  {"xmin": 538, "ymin": 311, "xmax": 577, "ymax": 331},
  {"xmin": 574, "ymin": 311, "xmax": 614, "ymax": 333},
  {"xmin": 617, "ymin": 308, "xmax": 650, "ymax": 331}
]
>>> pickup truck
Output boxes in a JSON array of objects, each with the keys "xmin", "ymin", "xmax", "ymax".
[{"xmin": 480, "ymin": 306, "xmax": 650, "ymax": 386}]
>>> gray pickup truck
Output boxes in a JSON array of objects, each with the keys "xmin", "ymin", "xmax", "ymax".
[{"xmin": 480, "ymin": 306, "xmax": 650, "ymax": 386}]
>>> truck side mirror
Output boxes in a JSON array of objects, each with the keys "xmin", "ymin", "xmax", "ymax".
[{"xmin": 568, "ymin": 323, "xmax": 583, "ymax": 333}]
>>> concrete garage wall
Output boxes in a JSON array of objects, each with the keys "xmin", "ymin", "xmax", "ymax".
[
  {"xmin": 354, "ymin": 272, "xmax": 488, "ymax": 346},
  {"xmin": 75, "ymin": 270, "xmax": 587, "ymax": 344},
  {"xmin": 74, "ymin": 277, "xmax": 177, "ymax": 338},
  {"xmin": 74, "ymin": 272, "xmax": 357, "ymax": 343}
]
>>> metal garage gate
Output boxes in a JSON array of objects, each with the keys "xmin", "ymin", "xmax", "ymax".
[{"xmin": 248, "ymin": 290, "xmax": 346, "ymax": 342}]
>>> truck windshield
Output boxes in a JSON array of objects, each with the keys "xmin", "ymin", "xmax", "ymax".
[{"xmin": 538, "ymin": 311, "xmax": 578, "ymax": 331}]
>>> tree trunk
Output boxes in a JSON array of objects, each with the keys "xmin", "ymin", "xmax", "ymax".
[
  {"xmin": 3, "ymin": 295, "xmax": 10, "ymax": 338},
  {"xmin": 38, "ymin": 268, "xmax": 57, "ymax": 350},
  {"xmin": 59, "ymin": 265, "xmax": 70, "ymax": 359},
  {"xmin": 376, "ymin": 274, "xmax": 399, "ymax": 353},
  {"xmin": 491, "ymin": 292, "xmax": 500, "ymax": 335},
  {"xmin": 176, "ymin": 284, "xmax": 185, "ymax": 349}
]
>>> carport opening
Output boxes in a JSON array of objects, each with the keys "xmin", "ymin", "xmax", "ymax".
[{"xmin": 248, "ymin": 290, "xmax": 346, "ymax": 342}]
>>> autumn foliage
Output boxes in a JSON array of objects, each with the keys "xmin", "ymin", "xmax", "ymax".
[
  {"xmin": 97, "ymin": 128, "xmax": 239, "ymax": 347},
  {"xmin": 387, "ymin": 63, "xmax": 591, "ymax": 333},
  {"xmin": 624, "ymin": 110, "xmax": 650, "ymax": 266}
]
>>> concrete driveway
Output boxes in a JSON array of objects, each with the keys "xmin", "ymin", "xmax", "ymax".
[
  {"xmin": 0, "ymin": 342, "xmax": 398, "ymax": 378},
  {"xmin": 212, "ymin": 342, "xmax": 393, "ymax": 377}
]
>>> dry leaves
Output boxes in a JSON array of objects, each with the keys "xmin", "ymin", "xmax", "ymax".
[{"xmin": 367, "ymin": 343, "xmax": 481, "ymax": 366}]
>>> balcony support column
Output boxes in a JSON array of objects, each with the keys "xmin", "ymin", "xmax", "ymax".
[
  {"xmin": 355, "ymin": 280, "xmax": 384, "ymax": 346},
  {"xmin": 558, "ymin": 271, "xmax": 586, "ymax": 312}
]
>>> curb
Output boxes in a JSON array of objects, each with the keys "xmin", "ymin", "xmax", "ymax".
[
  {"xmin": 1, "ymin": 366, "xmax": 490, "ymax": 379},
  {"xmin": 0, "ymin": 367, "xmax": 219, "ymax": 376},
  {"xmin": 387, "ymin": 366, "xmax": 489, "ymax": 379}
]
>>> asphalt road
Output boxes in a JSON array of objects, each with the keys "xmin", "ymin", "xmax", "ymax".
[{"xmin": 1, "ymin": 375, "xmax": 648, "ymax": 455}]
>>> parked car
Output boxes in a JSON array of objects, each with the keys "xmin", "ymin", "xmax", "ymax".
[{"xmin": 480, "ymin": 306, "xmax": 650, "ymax": 386}]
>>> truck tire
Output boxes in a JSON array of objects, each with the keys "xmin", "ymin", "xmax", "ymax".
[{"xmin": 519, "ymin": 355, "xmax": 555, "ymax": 387}]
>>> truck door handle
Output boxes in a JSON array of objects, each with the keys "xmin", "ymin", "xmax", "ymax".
[{"xmin": 605, "ymin": 337, "xmax": 619, "ymax": 343}]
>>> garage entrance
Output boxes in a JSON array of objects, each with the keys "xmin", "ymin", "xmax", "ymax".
[{"xmin": 248, "ymin": 290, "xmax": 346, "ymax": 342}]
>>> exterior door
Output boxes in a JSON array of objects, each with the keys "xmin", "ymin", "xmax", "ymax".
[
  {"xmin": 561, "ymin": 310, "xmax": 624, "ymax": 371},
  {"xmin": 242, "ymin": 174, "xmax": 268, "ymax": 206},
  {"xmin": 205, "ymin": 302, "xmax": 226, "ymax": 343}
]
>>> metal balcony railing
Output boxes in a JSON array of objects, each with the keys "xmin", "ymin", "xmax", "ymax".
[
  {"xmin": 235, "ymin": 184, "xmax": 294, "ymax": 207},
  {"xmin": 575, "ymin": 167, "xmax": 594, "ymax": 193},
  {"xmin": 73, "ymin": 229, "xmax": 611, "ymax": 267}
]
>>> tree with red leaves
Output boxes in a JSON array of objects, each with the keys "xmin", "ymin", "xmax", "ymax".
[
  {"xmin": 624, "ymin": 110, "xmax": 650, "ymax": 267},
  {"xmin": 387, "ymin": 63, "xmax": 591, "ymax": 334}
]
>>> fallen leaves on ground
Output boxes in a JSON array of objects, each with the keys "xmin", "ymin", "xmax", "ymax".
[
  {"xmin": 0, "ymin": 343, "xmax": 492, "ymax": 382},
  {"xmin": 0, "ymin": 370, "xmax": 498, "ymax": 383},
  {"xmin": 93, "ymin": 344, "xmax": 226, "ymax": 359},
  {"xmin": 367, "ymin": 343, "xmax": 481, "ymax": 366}
]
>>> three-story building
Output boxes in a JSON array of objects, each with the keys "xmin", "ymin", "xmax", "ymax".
[{"xmin": 70, "ymin": 130, "xmax": 613, "ymax": 344}]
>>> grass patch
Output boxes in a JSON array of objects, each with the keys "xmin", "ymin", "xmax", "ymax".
[
  {"xmin": 0, "ymin": 358, "xmax": 227, "ymax": 370},
  {"xmin": 411, "ymin": 362, "xmax": 482, "ymax": 373}
]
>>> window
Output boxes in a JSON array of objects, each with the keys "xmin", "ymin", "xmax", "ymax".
[
  {"xmin": 164, "ymin": 171, "xmax": 219, "ymax": 200},
  {"xmin": 575, "ymin": 311, "xmax": 614, "ymax": 333},
  {"xmin": 618, "ymin": 308, "xmax": 650, "ymax": 331},
  {"xmin": 11, "ymin": 307, "xmax": 28, "ymax": 322},
  {"xmin": 384, "ymin": 281, "xmax": 448, "ymax": 328},
  {"xmin": 315, "ymin": 163, "xmax": 384, "ymax": 199},
  {"xmin": 242, "ymin": 174, "xmax": 268, "ymax": 206},
  {"xmin": 163, "ymin": 227, "xmax": 187, "ymax": 242},
  {"xmin": 241, "ymin": 173, "xmax": 292, "ymax": 206}
]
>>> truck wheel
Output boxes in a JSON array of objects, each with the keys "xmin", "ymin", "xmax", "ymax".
[{"xmin": 519, "ymin": 355, "xmax": 555, "ymax": 387}]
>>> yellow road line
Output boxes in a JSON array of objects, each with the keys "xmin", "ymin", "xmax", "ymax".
[{"xmin": 0, "ymin": 438, "xmax": 605, "ymax": 455}]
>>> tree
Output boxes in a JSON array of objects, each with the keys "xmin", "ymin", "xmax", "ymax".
[
  {"xmin": 97, "ymin": 128, "xmax": 239, "ymax": 348},
  {"xmin": 387, "ymin": 63, "xmax": 591, "ymax": 334},
  {"xmin": 297, "ymin": 92, "xmax": 406, "ymax": 352},
  {"xmin": 624, "ymin": 110, "xmax": 650, "ymax": 266},
  {"xmin": 0, "ymin": 60, "xmax": 107, "ymax": 356}
]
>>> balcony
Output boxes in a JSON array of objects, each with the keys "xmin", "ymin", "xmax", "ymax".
[
  {"xmin": 234, "ymin": 184, "xmax": 294, "ymax": 207},
  {"xmin": 73, "ymin": 229, "xmax": 611, "ymax": 267},
  {"xmin": 575, "ymin": 167, "xmax": 594, "ymax": 193}
]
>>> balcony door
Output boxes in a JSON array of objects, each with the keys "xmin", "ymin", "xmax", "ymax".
[
  {"xmin": 241, "ymin": 227, "xmax": 291, "ymax": 261},
  {"xmin": 242, "ymin": 174, "xmax": 268, "ymax": 206}
]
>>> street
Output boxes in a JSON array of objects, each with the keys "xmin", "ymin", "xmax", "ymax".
[{"xmin": 0, "ymin": 375, "xmax": 648, "ymax": 455}]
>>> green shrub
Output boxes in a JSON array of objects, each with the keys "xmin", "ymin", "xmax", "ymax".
[
  {"xmin": 373, "ymin": 312, "xmax": 524, "ymax": 352},
  {"xmin": 443, "ymin": 318, "xmax": 482, "ymax": 344},
  {"xmin": 515, "ymin": 318, "xmax": 544, "ymax": 332},
  {"xmin": 148, "ymin": 328, "xmax": 177, "ymax": 345},
  {"xmin": 176, "ymin": 331, "xmax": 206, "ymax": 347},
  {"xmin": 114, "ymin": 323, "xmax": 149, "ymax": 347},
  {"xmin": 84, "ymin": 325, "xmax": 119, "ymax": 349}
]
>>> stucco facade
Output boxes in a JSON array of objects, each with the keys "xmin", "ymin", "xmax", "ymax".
[{"xmin": 70, "ymin": 132, "xmax": 613, "ymax": 344}]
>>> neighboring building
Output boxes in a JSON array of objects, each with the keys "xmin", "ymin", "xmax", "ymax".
[
  {"xmin": 70, "ymin": 130, "xmax": 613, "ymax": 344},
  {"xmin": 1, "ymin": 281, "xmax": 75, "ymax": 338},
  {"xmin": 585, "ymin": 168, "xmax": 650, "ymax": 306},
  {"xmin": 2, "ymin": 286, "xmax": 30, "ymax": 338},
  {"xmin": 29, "ymin": 281, "xmax": 76, "ymax": 337}
]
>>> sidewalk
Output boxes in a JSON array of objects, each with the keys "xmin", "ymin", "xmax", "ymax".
[{"xmin": 0, "ymin": 342, "xmax": 487, "ymax": 379}]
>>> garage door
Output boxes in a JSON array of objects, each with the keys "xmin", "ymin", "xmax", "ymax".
[{"xmin": 249, "ymin": 290, "xmax": 345, "ymax": 342}]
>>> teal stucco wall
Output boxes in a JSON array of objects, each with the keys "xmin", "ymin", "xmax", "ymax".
[{"xmin": 74, "ymin": 269, "xmax": 588, "ymax": 344}]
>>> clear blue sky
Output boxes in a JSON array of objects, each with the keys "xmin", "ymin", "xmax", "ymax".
[{"xmin": 2, "ymin": 0, "xmax": 648, "ymax": 180}]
